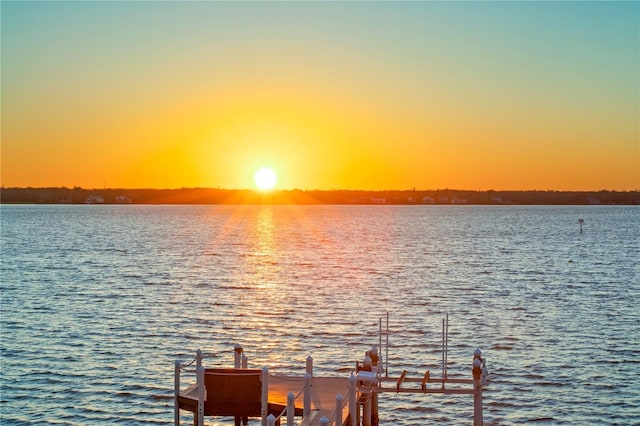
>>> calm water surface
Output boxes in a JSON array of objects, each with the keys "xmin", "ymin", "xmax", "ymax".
[{"xmin": 1, "ymin": 205, "xmax": 638, "ymax": 425}]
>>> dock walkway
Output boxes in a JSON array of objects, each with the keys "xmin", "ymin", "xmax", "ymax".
[{"xmin": 267, "ymin": 376, "xmax": 350, "ymax": 425}]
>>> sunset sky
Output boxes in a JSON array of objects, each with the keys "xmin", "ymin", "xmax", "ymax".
[{"xmin": 2, "ymin": 1, "xmax": 638, "ymax": 191}]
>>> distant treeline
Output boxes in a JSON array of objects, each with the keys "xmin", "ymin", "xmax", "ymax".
[{"xmin": 1, "ymin": 187, "xmax": 639, "ymax": 205}]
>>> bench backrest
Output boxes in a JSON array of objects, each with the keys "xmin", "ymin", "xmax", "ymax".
[{"xmin": 204, "ymin": 368, "xmax": 263, "ymax": 417}]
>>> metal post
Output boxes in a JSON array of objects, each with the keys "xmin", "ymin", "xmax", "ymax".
[
  {"xmin": 196, "ymin": 348, "xmax": 202, "ymax": 369},
  {"xmin": 335, "ymin": 394, "xmax": 343, "ymax": 426},
  {"xmin": 303, "ymin": 373, "xmax": 312, "ymax": 419},
  {"xmin": 287, "ymin": 392, "xmax": 295, "ymax": 426},
  {"xmin": 445, "ymin": 313, "xmax": 449, "ymax": 382},
  {"xmin": 197, "ymin": 366, "xmax": 205, "ymax": 426},
  {"xmin": 174, "ymin": 360, "xmax": 181, "ymax": 426},
  {"xmin": 441, "ymin": 318, "xmax": 445, "ymax": 390},
  {"xmin": 261, "ymin": 367, "xmax": 269, "ymax": 426},
  {"xmin": 348, "ymin": 374, "xmax": 357, "ymax": 426},
  {"xmin": 320, "ymin": 416, "xmax": 329, "ymax": 426},
  {"xmin": 378, "ymin": 317, "xmax": 382, "ymax": 374},
  {"xmin": 385, "ymin": 312, "xmax": 389, "ymax": 378}
]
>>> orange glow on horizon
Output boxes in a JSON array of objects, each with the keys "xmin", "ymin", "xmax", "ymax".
[{"xmin": 1, "ymin": 2, "xmax": 638, "ymax": 191}]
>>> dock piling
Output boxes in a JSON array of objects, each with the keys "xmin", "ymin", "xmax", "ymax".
[
  {"xmin": 287, "ymin": 392, "xmax": 295, "ymax": 426},
  {"xmin": 306, "ymin": 355, "xmax": 314, "ymax": 377},
  {"xmin": 197, "ymin": 366, "xmax": 205, "ymax": 426},
  {"xmin": 174, "ymin": 360, "xmax": 180, "ymax": 426},
  {"xmin": 303, "ymin": 373, "xmax": 312, "ymax": 419},
  {"xmin": 348, "ymin": 374, "xmax": 357, "ymax": 426},
  {"xmin": 261, "ymin": 367, "xmax": 269, "ymax": 426},
  {"xmin": 363, "ymin": 390, "xmax": 372, "ymax": 426},
  {"xmin": 234, "ymin": 345, "xmax": 245, "ymax": 426},
  {"xmin": 234, "ymin": 344, "xmax": 243, "ymax": 368},
  {"xmin": 472, "ymin": 350, "xmax": 484, "ymax": 426},
  {"xmin": 335, "ymin": 394, "xmax": 344, "ymax": 426}
]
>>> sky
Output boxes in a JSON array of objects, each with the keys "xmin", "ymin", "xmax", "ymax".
[{"xmin": 1, "ymin": 1, "xmax": 638, "ymax": 191}]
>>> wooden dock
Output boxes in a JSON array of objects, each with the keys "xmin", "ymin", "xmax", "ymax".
[{"xmin": 174, "ymin": 315, "xmax": 488, "ymax": 426}]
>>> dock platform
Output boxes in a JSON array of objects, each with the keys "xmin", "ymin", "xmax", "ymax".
[
  {"xmin": 173, "ymin": 315, "xmax": 488, "ymax": 426},
  {"xmin": 177, "ymin": 370, "xmax": 351, "ymax": 425}
]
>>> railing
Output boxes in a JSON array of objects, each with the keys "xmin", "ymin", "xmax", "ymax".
[
  {"xmin": 267, "ymin": 357, "xmax": 357, "ymax": 426},
  {"xmin": 267, "ymin": 373, "xmax": 356, "ymax": 426}
]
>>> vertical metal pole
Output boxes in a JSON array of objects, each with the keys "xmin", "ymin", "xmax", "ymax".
[
  {"xmin": 335, "ymin": 394, "xmax": 343, "ymax": 426},
  {"xmin": 385, "ymin": 312, "xmax": 389, "ymax": 378},
  {"xmin": 197, "ymin": 366, "xmax": 205, "ymax": 426},
  {"xmin": 174, "ymin": 360, "xmax": 181, "ymax": 426},
  {"xmin": 445, "ymin": 313, "xmax": 449, "ymax": 382},
  {"xmin": 196, "ymin": 348, "xmax": 202, "ymax": 369},
  {"xmin": 287, "ymin": 392, "xmax": 295, "ymax": 426},
  {"xmin": 261, "ymin": 367, "xmax": 269, "ymax": 426},
  {"xmin": 348, "ymin": 374, "xmax": 357, "ymax": 426},
  {"xmin": 267, "ymin": 414, "xmax": 276, "ymax": 426},
  {"xmin": 378, "ymin": 317, "xmax": 382, "ymax": 375},
  {"xmin": 441, "ymin": 318, "xmax": 445, "ymax": 389}
]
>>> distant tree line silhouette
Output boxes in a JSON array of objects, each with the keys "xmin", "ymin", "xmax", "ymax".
[{"xmin": 1, "ymin": 187, "xmax": 638, "ymax": 205}]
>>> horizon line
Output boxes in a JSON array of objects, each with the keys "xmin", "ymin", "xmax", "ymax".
[{"xmin": 2, "ymin": 186, "xmax": 639, "ymax": 193}]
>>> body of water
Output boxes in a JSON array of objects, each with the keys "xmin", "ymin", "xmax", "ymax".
[{"xmin": 1, "ymin": 204, "xmax": 638, "ymax": 425}]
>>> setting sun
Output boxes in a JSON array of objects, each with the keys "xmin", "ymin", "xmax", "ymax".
[{"xmin": 254, "ymin": 167, "xmax": 278, "ymax": 190}]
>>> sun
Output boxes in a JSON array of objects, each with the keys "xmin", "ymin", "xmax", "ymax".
[{"xmin": 254, "ymin": 167, "xmax": 278, "ymax": 190}]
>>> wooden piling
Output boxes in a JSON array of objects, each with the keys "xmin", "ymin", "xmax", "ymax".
[{"xmin": 174, "ymin": 360, "xmax": 181, "ymax": 426}]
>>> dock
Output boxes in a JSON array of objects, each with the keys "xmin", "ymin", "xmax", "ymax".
[{"xmin": 173, "ymin": 315, "xmax": 489, "ymax": 426}]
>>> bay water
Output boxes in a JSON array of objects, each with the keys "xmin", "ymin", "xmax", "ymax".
[{"xmin": 1, "ymin": 204, "xmax": 638, "ymax": 425}]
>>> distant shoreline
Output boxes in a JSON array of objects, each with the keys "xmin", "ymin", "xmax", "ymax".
[{"xmin": 1, "ymin": 187, "xmax": 638, "ymax": 205}]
